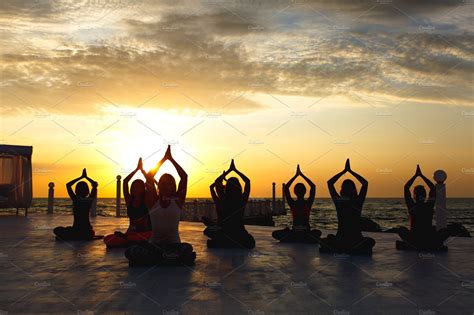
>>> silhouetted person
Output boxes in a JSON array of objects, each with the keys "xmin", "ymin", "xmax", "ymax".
[
  {"xmin": 396, "ymin": 165, "xmax": 450, "ymax": 251},
  {"xmin": 104, "ymin": 158, "xmax": 152, "ymax": 247},
  {"xmin": 272, "ymin": 165, "xmax": 321, "ymax": 243},
  {"xmin": 203, "ymin": 159, "xmax": 255, "ymax": 249},
  {"xmin": 125, "ymin": 146, "xmax": 196, "ymax": 266},
  {"xmin": 53, "ymin": 168, "xmax": 99, "ymax": 241},
  {"xmin": 319, "ymin": 159, "xmax": 375, "ymax": 254}
]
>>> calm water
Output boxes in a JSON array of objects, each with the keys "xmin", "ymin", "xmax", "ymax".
[{"xmin": 7, "ymin": 198, "xmax": 474, "ymax": 233}]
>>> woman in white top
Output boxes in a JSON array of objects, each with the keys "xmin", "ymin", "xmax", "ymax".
[{"xmin": 125, "ymin": 146, "xmax": 196, "ymax": 266}]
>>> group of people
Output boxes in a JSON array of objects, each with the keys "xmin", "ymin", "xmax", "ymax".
[{"xmin": 53, "ymin": 146, "xmax": 451, "ymax": 267}]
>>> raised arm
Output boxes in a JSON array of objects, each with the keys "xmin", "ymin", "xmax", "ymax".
[
  {"xmin": 166, "ymin": 146, "xmax": 188, "ymax": 208},
  {"xmin": 298, "ymin": 165, "xmax": 316, "ymax": 204},
  {"xmin": 124, "ymin": 158, "xmax": 144, "ymax": 205},
  {"xmin": 213, "ymin": 170, "xmax": 228, "ymax": 199},
  {"xmin": 347, "ymin": 162, "xmax": 368, "ymax": 204},
  {"xmin": 82, "ymin": 170, "xmax": 98, "ymax": 199},
  {"xmin": 404, "ymin": 165, "xmax": 419, "ymax": 209},
  {"xmin": 419, "ymin": 168, "xmax": 436, "ymax": 205},
  {"xmin": 66, "ymin": 169, "xmax": 86, "ymax": 199},
  {"xmin": 327, "ymin": 159, "xmax": 350, "ymax": 200},
  {"xmin": 229, "ymin": 160, "xmax": 251, "ymax": 202},
  {"xmin": 284, "ymin": 168, "xmax": 299, "ymax": 206},
  {"xmin": 144, "ymin": 157, "xmax": 165, "ymax": 209}
]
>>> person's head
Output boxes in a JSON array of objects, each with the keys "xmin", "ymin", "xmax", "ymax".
[
  {"xmin": 294, "ymin": 183, "xmax": 306, "ymax": 199},
  {"xmin": 413, "ymin": 185, "xmax": 426, "ymax": 203},
  {"xmin": 340, "ymin": 179, "xmax": 357, "ymax": 200},
  {"xmin": 75, "ymin": 181, "xmax": 90, "ymax": 198},
  {"xmin": 225, "ymin": 177, "xmax": 242, "ymax": 199},
  {"xmin": 158, "ymin": 173, "xmax": 177, "ymax": 199},
  {"xmin": 130, "ymin": 179, "xmax": 145, "ymax": 201}
]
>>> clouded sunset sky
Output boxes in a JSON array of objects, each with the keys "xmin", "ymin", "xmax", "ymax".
[{"xmin": 1, "ymin": 0, "xmax": 473, "ymax": 198}]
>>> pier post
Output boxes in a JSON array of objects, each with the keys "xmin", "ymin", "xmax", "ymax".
[
  {"xmin": 282, "ymin": 183, "xmax": 286, "ymax": 210},
  {"xmin": 116, "ymin": 175, "xmax": 122, "ymax": 217},
  {"xmin": 272, "ymin": 182, "xmax": 276, "ymax": 212},
  {"xmin": 194, "ymin": 199, "xmax": 198, "ymax": 220},
  {"xmin": 47, "ymin": 182, "xmax": 54, "ymax": 214},
  {"xmin": 433, "ymin": 170, "xmax": 447, "ymax": 231}
]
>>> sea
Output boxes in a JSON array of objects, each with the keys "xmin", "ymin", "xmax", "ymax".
[{"xmin": 5, "ymin": 198, "xmax": 474, "ymax": 234}]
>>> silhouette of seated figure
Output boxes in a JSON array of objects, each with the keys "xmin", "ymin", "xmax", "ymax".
[
  {"xmin": 125, "ymin": 146, "xmax": 196, "ymax": 266},
  {"xmin": 54, "ymin": 168, "xmax": 101, "ymax": 241},
  {"xmin": 202, "ymin": 159, "xmax": 256, "ymax": 249},
  {"xmin": 319, "ymin": 159, "xmax": 375, "ymax": 255},
  {"xmin": 104, "ymin": 158, "xmax": 152, "ymax": 248},
  {"xmin": 396, "ymin": 165, "xmax": 450, "ymax": 251},
  {"xmin": 272, "ymin": 165, "xmax": 321, "ymax": 243}
]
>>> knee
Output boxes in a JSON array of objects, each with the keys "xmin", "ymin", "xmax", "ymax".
[
  {"xmin": 53, "ymin": 226, "xmax": 66, "ymax": 236},
  {"xmin": 180, "ymin": 242, "xmax": 194, "ymax": 253},
  {"xmin": 398, "ymin": 227, "xmax": 409, "ymax": 239},
  {"xmin": 272, "ymin": 230, "xmax": 282, "ymax": 240},
  {"xmin": 365, "ymin": 237, "xmax": 376, "ymax": 247}
]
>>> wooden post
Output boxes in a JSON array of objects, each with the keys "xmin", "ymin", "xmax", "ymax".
[
  {"xmin": 116, "ymin": 175, "xmax": 122, "ymax": 217},
  {"xmin": 282, "ymin": 183, "xmax": 286, "ymax": 210},
  {"xmin": 433, "ymin": 170, "xmax": 447, "ymax": 231},
  {"xmin": 194, "ymin": 199, "xmax": 198, "ymax": 221},
  {"xmin": 272, "ymin": 182, "xmax": 276, "ymax": 213},
  {"xmin": 47, "ymin": 182, "xmax": 54, "ymax": 214}
]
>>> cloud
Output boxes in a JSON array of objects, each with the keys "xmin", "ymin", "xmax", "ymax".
[{"xmin": 0, "ymin": 0, "xmax": 472, "ymax": 117}]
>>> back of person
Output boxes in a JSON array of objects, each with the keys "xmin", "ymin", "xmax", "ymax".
[
  {"xmin": 72, "ymin": 197, "xmax": 93, "ymax": 230},
  {"xmin": 149, "ymin": 200, "xmax": 181, "ymax": 244},
  {"xmin": 409, "ymin": 203, "xmax": 434, "ymax": 236},
  {"xmin": 291, "ymin": 200, "xmax": 311, "ymax": 227},
  {"xmin": 221, "ymin": 197, "xmax": 245, "ymax": 231},
  {"xmin": 127, "ymin": 203, "xmax": 151, "ymax": 232},
  {"xmin": 335, "ymin": 199, "xmax": 362, "ymax": 242}
]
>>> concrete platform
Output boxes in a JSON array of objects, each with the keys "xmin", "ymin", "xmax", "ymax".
[{"xmin": 0, "ymin": 214, "xmax": 473, "ymax": 314}]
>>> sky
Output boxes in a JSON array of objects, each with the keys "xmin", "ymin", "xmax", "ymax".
[{"xmin": 0, "ymin": 0, "xmax": 473, "ymax": 198}]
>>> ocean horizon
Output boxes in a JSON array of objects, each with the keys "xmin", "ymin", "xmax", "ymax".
[{"xmin": 6, "ymin": 197, "xmax": 474, "ymax": 234}]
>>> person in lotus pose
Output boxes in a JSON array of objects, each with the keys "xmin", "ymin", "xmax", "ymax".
[
  {"xmin": 104, "ymin": 158, "xmax": 153, "ymax": 248},
  {"xmin": 54, "ymin": 169, "xmax": 99, "ymax": 241},
  {"xmin": 319, "ymin": 159, "xmax": 375, "ymax": 255},
  {"xmin": 203, "ymin": 159, "xmax": 255, "ymax": 249},
  {"xmin": 125, "ymin": 146, "xmax": 196, "ymax": 266},
  {"xmin": 272, "ymin": 165, "xmax": 321, "ymax": 243},
  {"xmin": 396, "ymin": 165, "xmax": 450, "ymax": 251}
]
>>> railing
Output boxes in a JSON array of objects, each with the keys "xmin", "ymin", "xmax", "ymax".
[{"xmin": 46, "ymin": 178, "xmax": 288, "ymax": 218}]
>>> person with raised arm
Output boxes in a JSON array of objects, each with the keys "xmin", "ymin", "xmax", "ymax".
[
  {"xmin": 125, "ymin": 146, "xmax": 196, "ymax": 266},
  {"xmin": 104, "ymin": 158, "xmax": 153, "ymax": 248},
  {"xmin": 203, "ymin": 159, "xmax": 256, "ymax": 249},
  {"xmin": 319, "ymin": 159, "xmax": 375, "ymax": 254},
  {"xmin": 53, "ymin": 168, "xmax": 100, "ymax": 241},
  {"xmin": 272, "ymin": 165, "xmax": 322, "ymax": 243},
  {"xmin": 396, "ymin": 165, "xmax": 450, "ymax": 251}
]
